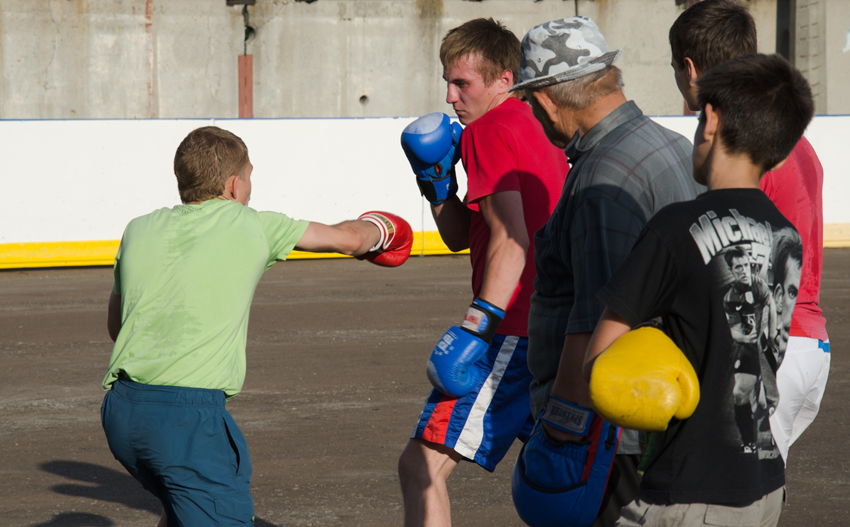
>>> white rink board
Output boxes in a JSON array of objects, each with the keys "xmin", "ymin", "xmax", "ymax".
[
  {"xmin": 0, "ymin": 117, "xmax": 467, "ymax": 244},
  {"xmin": 651, "ymin": 115, "xmax": 849, "ymax": 231},
  {"xmin": 0, "ymin": 115, "xmax": 846, "ymax": 244}
]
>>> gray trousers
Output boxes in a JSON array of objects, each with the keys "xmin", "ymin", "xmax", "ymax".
[{"xmin": 616, "ymin": 487, "xmax": 784, "ymax": 527}]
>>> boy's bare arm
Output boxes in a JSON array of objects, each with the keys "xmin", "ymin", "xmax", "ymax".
[
  {"xmin": 583, "ymin": 308, "xmax": 631, "ymax": 380},
  {"xmin": 295, "ymin": 220, "xmax": 381, "ymax": 256},
  {"xmin": 108, "ymin": 292, "xmax": 122, "ymax": 342}
]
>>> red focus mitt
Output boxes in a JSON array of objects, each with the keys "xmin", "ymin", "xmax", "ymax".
[{"xmin": 356, "ymin": 211, "xmax": 413, "ymax": 267}]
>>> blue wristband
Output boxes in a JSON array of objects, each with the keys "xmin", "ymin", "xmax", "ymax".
[
  {"xmin": 471, "ymin": 298, "xmax": 505, "ymax": 319},
  {"xmin": 542, "ymin": 396, "xmax": 594, "ymax": 436},
  {"xmin": 460, "ymin": 298, "xmax": 505, "ymax": 343}
]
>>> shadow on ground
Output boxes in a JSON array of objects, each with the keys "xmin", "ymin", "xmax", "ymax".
[
  {"xmin": 32, "ymin": 512, "xmax": 114, "ymax": 527},
  {"xmin": 42, "ymin": 460, "xmax": 160, "ymax": 515},
  {"xmin": 40, "ymin": 460, "xmax": 281, "ymax": 526}
]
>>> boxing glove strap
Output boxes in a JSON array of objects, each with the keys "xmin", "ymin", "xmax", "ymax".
[
  {"xmin": 416, "ymin": 168, "xmax": 457, "ymax": 204},
  {"xmin": 542, "ymin": 396, "xmax": 594, "ymax": 437},
  {"xmin": 358, "ymin": 213, "xmax": 394, "ymax": 252},
  {"xmin": 460, "ymin": 298, "xmax": 504, "ymax": 344}
]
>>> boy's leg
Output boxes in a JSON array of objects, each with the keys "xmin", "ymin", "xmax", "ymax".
[
  {"xmin": 102, "ymin": 379, "xmax": 254, "ymax": 526},
  {"xmin": 616, "ymin": 487, "xmax": 784, "ymax": 527},
  {"xmin": 101, "ymin": 387, "xmax": 171, "ymax": 511},
  {"xmin": 399, "ymin": 335, "xmax": 535, "ymax": 526},
  {"xmin": 758, "ymin": 487, "xmax": 785, "ymax": 527},
  {"xmin": 594, "ymin": 454, "xmax": 640, "ymax": 527},
  {"xmin": 161, "ymin": 410, "xmax": 253, "ymax": 525},
  {"xmin": 615, "ymin": 498, "xmax": 657, "ymax": 527}
]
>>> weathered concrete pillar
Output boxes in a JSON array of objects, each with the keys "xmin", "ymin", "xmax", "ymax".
[{"xmin": 794, "ymin": 0, "xmax": 827, "ymax": 113}]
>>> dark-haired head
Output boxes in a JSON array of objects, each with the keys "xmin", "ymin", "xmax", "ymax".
[
  {"xmin": 669, "ymin": 0, "xmax": 757, "ymax": 74},
  {"xmin": 696, "ymin": 54, "xmax": 814, "ymax": 174}
]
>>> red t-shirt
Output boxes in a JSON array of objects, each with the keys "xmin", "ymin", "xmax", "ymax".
[
  {"xmin": 760, "ymin": 137, "xmax": 828, "ymax": 340},
  {"xmin": 462, "ymin": 97, "xmax": 569, "ymax": 336}
]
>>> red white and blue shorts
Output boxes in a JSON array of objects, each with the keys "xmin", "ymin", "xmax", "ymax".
[{"xmin": 411, "ymin": 334, "xmax": 535, "ymax": 472}]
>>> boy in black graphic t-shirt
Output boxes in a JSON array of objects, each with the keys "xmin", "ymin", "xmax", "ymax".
[{"xmin": 581, "ymin": 54, "xmax": 813, "ymax": 526}]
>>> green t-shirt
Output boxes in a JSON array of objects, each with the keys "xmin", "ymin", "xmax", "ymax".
[{"xmin": 102, "ymin": 199, "xmax": 309, "ymax": 399}]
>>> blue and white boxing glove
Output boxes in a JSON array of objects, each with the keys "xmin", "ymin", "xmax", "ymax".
[
  {"xmin": 401, "ymin": 112, "xmax": 463, "ymax": 205},
  {"xmin": 426, "ymin": 298, "xmax": 504, "ymax": 397},
  {"xmin": 511, "ymin": 399, "xmax": 621, "ymax": 527}
]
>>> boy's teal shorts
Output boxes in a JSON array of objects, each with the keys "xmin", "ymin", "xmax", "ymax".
[{"xmin": 101, "ymin": 378, "xmax": 254, "ymax": 526}]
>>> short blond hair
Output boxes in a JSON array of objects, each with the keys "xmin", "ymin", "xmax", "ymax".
[
  {"xmin": 174, "ymin": 126, "xmax": 249, "ymax": 204},
  {"xmin": 439, "ymin": 18, "xmax": 520, "ymax": 85}
]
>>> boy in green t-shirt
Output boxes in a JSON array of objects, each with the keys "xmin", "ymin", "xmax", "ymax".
[{"xmin": 101, "ymin": 126, "xmax": 412, "ymax": 527}]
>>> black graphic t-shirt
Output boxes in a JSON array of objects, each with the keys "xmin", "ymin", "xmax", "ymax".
[{"xmin": 598, "ymin": 188, "xmax": 802, "ymax": 506}]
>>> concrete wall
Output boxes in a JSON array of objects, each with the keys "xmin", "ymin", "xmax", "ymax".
[
  {"xmin": 1, "ymin": 0, "xmax": 845, "ymax": 121},
  {"xmin": 794, "ymin": 0, "xmax": 828, "ymax": 113},
  {"xmin": 824, "ymin": 0, "xmax": 850, "ymax": 114},
  {"xmin": 1, "ymin": 115, "xmax": 847, "ymax": 268}
]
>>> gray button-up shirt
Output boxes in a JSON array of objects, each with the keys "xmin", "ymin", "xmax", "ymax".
[{"xmin": 527, "ymin": 100, "xmax": 701, "ymax": 452}]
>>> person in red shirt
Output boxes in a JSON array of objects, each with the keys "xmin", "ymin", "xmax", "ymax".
[{"xmin": 396, "ymin": 18, "xmax": 569, "ymax": 527}]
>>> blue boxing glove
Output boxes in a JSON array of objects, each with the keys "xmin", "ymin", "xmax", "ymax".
[
  {"xmin": 511, "ymin": 402, "xmax": 621, "ymax": 527},
  {"xmin": 401, "ymin": 112, "xmax": 463, "ymax": 205},
  {"xmin": 426, "ymin": 298, "xmax": 504, "ymax": 397}
]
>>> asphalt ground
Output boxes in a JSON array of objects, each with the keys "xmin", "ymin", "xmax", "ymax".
[{"xmin": 1, "ymin": 250, "xmax": 847, "ymax": 526}]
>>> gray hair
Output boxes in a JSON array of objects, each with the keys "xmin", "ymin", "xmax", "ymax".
[{"xmin": 528, "ymin": 65, "xmax": 624, "ymax": 110}]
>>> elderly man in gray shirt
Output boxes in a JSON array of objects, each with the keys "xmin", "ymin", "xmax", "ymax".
[{"xmin": 511, "ymin": 17, "xmax": 702, "ymax": 527}]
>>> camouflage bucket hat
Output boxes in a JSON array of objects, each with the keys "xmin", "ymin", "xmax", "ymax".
[{"xmin": 511, "ymin": 16, "xmax": 622, "ymax": 92}]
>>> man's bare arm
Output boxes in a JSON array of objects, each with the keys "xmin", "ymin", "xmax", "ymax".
[
  {"xmin": 545, "ymin": 309, "xmax": 631, "ymax": 442},
  {"xmin": 430, "ymin": 195, "xmax": 471, "ymax": 252},
  {"xmin": 476, "ymin": 190, "xmax": 529, "ymax": 308}
]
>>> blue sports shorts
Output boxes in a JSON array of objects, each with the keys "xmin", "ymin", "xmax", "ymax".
[
  {"xmin": 101, "ymin": 378, "xmax": 254, "ymax": 526},
  {"xmin": 412, "ymin": 335, "xmax": 535, "ymax": 472}
]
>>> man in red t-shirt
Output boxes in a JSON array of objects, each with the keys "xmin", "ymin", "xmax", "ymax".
[
  {"xmin": 760, "ymin": 137, "xmax": 830, "ymax": 462},
  {"xmin": 669, "ymin": 0, "xmax": 830, "ymax": 465},
  {"xmin": 397, "ymin": 18, "xmax": 569, "ymax": 527}
]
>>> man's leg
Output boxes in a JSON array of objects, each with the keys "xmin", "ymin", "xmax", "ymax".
[
  {"xmin": 400, "ymin": 335, "xmax": 534, "ymax": 527},
  {"xmin": 789, "ymin": 347, "xmax": 830, "ymax": 445},
  {"xmin": 398, "ymin": 438, "xmax": 463, "ymax": 527},
  {"xmin": 770, "ymin": 336, "xmax": 830, "ymax": 463}
]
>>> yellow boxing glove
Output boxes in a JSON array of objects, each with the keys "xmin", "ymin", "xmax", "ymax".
[{"xmin": 589, "ymin": 327, "xmax": 699, "ymax": 432}]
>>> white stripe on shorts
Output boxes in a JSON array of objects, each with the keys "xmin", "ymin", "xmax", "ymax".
[{"xmin": 454, "ymin": 336, "xmax": 520, "ymax": 460}]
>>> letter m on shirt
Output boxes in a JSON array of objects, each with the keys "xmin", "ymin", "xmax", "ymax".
[{"xmin": 690, "ymin": 215, "xmax": 723, "ymax": 264}]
